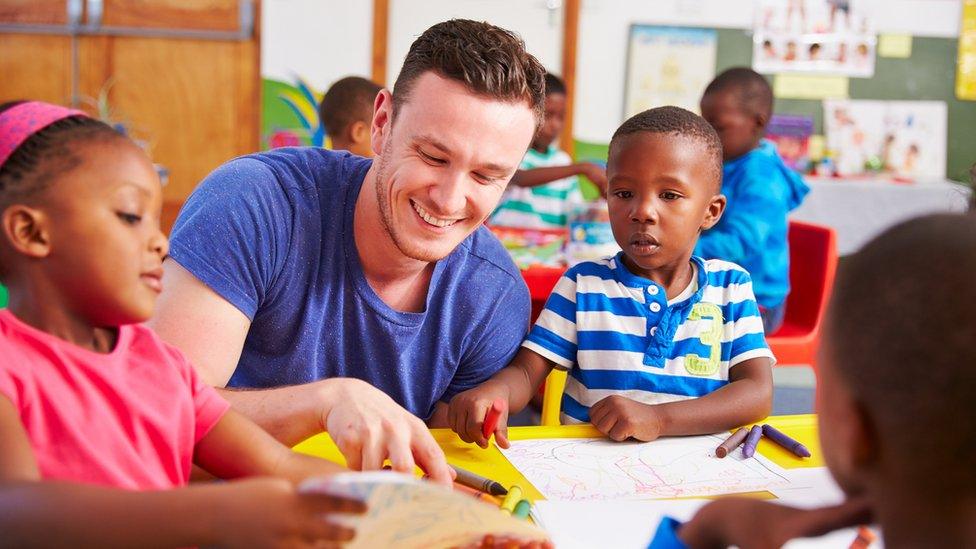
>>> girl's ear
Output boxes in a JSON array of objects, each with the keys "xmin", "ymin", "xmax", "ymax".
[{"xmin": 2, "ymin": 204, "xmax": 52, "ymax": 259}]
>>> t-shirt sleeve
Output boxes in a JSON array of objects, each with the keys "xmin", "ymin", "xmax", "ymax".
[
  {"xmin": 167, "ymin": 157, "xmax": 294, "ymax": 320},
  {"xmin": 0, "ymin": 365, "xmax": 20, "ymax": 410},
  {"xmin": 522, "ymin": 271, "xmax": 579, "ymax": 370},
  {"xmin": 646, "ymin": 517, "xmax": 688, "ymax": 549},
  {"xmin": 725, "ymin": 268, "xmax": 776, "ymax": 368},
  {"xmin": 440, "ymin": 277, "xmax": 532, "ymax": 403}
]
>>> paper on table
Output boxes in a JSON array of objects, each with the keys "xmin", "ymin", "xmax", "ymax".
[
  {"xmin": 771, "ymin": 466, "xmax": 846, "ymax": 508},
  {"xmin": 499, "ymin": 434, "xmax": 795, "ymax": 501},
  {"xmin": 300, "ymin": 472, "xmax": 547, "ymax": 548}
]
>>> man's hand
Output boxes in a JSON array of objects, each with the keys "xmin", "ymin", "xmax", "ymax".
[
  {"xmin": 589, "ymin": 395, "xmax": 664, "ymax": 442},
  {"xmin": 319, "ymin": 378, "xmax": 453, "ymax": 485},
  {"xmin": 447, "ymin": 381, "xmax": 513, "ymax": 449},
  {"xmin": 679, "ymin": 497, "xmax": 873, "ymax": 549}
]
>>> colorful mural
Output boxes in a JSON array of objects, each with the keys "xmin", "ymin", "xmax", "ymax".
[{"xmin": 261, "ymin": 76, "xmax": 328, "ymax": 150}]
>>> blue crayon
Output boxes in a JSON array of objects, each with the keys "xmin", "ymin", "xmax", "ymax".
[
  {"xmin": 762, "ymin": 424, "xmax": 811, "ymax": 458},
  {"xmin": 741, "ymin": 425, "xmax": 763, "ymax": 458}
]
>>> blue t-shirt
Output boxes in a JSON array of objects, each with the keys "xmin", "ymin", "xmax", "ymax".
[
  {"xmin": 169, "ymin": 147, "xmax": 530, "ymax": 419},
  {"xmin": 695, "ymin": 140, "xmax": 810, "ymax": 309}
]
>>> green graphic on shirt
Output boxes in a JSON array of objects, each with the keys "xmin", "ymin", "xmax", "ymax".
[{"xmin": 684, "ymin": 303, "xmax": 723, "ymax": 376}]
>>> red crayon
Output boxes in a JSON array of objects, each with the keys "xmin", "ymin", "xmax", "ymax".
[{"xmin": 482, "ymin": 398, "xmax": 506, "ymax": 439}]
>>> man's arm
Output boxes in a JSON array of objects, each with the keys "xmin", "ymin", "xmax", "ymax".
[{"xmin": 150, "ymin": 260, "xmax": 452, "ymax": 483}]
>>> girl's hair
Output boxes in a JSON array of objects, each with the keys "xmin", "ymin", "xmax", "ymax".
[{"xmin": 0, "ymin": 101, "xmax": 124, "ymax": 203}]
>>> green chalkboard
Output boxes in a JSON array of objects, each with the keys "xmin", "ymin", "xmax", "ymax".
[{"xmin": 713, "ymin": 29, "xmax": 975, "ymax": 183}]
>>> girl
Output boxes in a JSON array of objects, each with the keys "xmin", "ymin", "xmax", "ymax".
[{"xmin": 0, "ymin": 101, "xmax": 365, "ymax": 548}]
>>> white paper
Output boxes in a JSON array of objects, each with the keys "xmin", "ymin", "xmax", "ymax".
[{"xmin": 500, "ymin": 434, "xmax": 795, "ymax": 501}]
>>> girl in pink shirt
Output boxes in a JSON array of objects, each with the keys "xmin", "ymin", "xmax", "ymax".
[{"xmin": 0, "ymin": 101, "xmax": 366, "ymax": 547}]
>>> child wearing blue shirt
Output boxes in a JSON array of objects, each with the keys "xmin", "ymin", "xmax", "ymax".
[
  {"xmin": 697, "ymin": 68, "xmax": 809, "ymax": 333},
  {"xmin": 448, "ymin": 106, "xmax": 773, "ymax": 447}
]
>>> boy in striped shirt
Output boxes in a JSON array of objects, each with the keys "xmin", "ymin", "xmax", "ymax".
[{"xmin": 448, "ymin": 106, "xmax": 774, "ymax": 446}]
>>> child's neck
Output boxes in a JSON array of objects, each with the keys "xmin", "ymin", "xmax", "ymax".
[
  {"xmin": 5, "ymin": 276, "xmax": 118, "ymax": 353},
  {"xmin": 875, "ymin": 490, "xmax": 976, "ymax": 548},
  {"xmin": 621, "ymin": 255, "xmax": 695, "ymax": 300},
  {"xmin": 530, "ymin": 142, "xmax": 551, "ymax": 154}
]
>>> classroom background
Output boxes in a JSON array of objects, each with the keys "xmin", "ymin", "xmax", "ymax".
[{"xmin": 1, "ymin": 0, "xmax": 973, "ymax": 409}]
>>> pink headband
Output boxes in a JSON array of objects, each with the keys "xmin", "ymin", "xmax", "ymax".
[{"xmin": 0, "ymin": 101, "xmax": 88, "ymax": 168}]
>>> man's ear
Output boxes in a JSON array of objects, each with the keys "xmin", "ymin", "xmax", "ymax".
[
  {"xmin": 2, "ymin": 204, "xmax": 51, "ymax": 259},
  {"xmin": 701, "ymin": 194, "xmax": 726, "ymax": 231},
  {"xmin": 370, "ymin": 89, "xmax": 393, "ymax": 157}
]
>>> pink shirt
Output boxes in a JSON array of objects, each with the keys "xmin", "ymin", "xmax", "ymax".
[{"xmin": 0, "ymin": 310, "xmax": 229, "ymax": 490}]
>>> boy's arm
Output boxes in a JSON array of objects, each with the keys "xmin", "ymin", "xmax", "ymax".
[
  {"xmin": 0, "ymin": 396, "xmax": 363, "ymax": 548},
  {"xmin": 510, "ymin": 163, "xmax": 607, "ymax": 193},
  {"xmin": 695, "ymin": 176, "xmax": 781, "ymax": 264},
  {"xmin": 446, "ymin": 347, "xmax": 556, "ymax": 449},
  {"xmin": 589, "ymin": 357, "xmax": 773, "ymax": 442}
]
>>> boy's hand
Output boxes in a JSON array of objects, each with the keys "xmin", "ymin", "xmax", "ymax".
[
  {"xmin": 447, "ymin": 381, "xmax": 512, "ymax": 449},
  {"xmin": 215, "ymin": 477, "xmax": 367, "ymax": 548},
  {"xmin": 589, "ymin": 395, "xmax": 664, "ymax": 442},
  {"xmin": 678, "ymin": 497, "xmax": 873, "ymax": 549},
  {"xmin": 578, "ymin": 162, "xmax": 608, "ymax": 194}
]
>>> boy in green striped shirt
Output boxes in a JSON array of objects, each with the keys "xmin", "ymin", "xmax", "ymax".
[{"xmin": 490, "ymin": 73, "xmax": 607, "ymax": 229}]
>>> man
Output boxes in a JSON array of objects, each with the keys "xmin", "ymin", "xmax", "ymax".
[{"xmin": 150, "ymin": 20, "xmax": 546, "ymax": 482}]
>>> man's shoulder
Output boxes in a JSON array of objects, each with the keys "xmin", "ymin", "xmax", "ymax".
[{"xmin": 230, "ymin": 147, "xmax": 371, "ymax": 191}]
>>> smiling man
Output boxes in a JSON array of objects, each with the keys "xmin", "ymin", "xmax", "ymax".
[{"xmin": 149, "ymin": 20, "xmax": 545, "ymax": 482}]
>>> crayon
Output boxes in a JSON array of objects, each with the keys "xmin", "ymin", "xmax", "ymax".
[
  {"xmin": 500, "ymin": 485, "xmax": 523, "ymax": 514},
  {"xmin": 742, "ymin": 425, "xmax": 763, "ymax": 458},
  {"xmin": 715, "ymin": 427, "xmax": 749, "ymax": 458},
  {"xmin": 450, "ymin": 464, "xmax": 508, "ymax": 496},
  {"xmin": 848, "ymin": 526, "xmax": 876, "ymax": 549},
  {"xmin": 761, "ymin": 424, "xmax": 811, "ymax": 458},
  {"xmin": 482, "ymin": 398, "xmax": 506, "ymax": 439},
  {"xmin": 512, "ymin": 499, "xmax": 532, "ymax": 520},
  {"xmin": 454, "ymin": 482, "xmax": 502, "ymax": 505}
]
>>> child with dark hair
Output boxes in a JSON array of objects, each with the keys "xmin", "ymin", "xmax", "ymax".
[
  {"xmin": 450, "ymin": 106, "xmax": 773, "ymax": 446},
  {"xmin": 318, "ymin": 75, "xmax": 383, "ymax": 157},
  {"xmin": 490, "ymin": 72, "xmax": 608, "ymax": 229},
  {"xmin": 697, "ymin": 67, "xmax": 810, "ymax": 333},
  {"xmin": 0, "ymin": 101, "xmax": 366, "ymax": 546},
  {"xmin": 663, "ymin": 213, "xmax": 976, "ymax": 548}
]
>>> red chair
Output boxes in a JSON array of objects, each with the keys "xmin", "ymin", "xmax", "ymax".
[
  {"xmin": 767, "ymin": 220, "xmax": 838, "ymax": 368},
  {"xmin": 522, "ymin": 266, "xmax": 565, "ymax": 323}
]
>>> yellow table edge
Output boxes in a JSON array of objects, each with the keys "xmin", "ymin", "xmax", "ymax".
[{"xmin": 294, "ymin": 414, "xmax": 822, "ymax": 502}]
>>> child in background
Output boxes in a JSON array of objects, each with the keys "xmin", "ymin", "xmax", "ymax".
[
  {"xmin": 490, "ymin": 72, "xmax": 607, "ymax": 229},
  {"xmin": 449, "ymin": 106, "xmax": 773, "ymax": 447},
  {"xmin": 697, "ymin": 67, "xmax": 809, "ymax": 333},
  {"xmin": 666, "ymin": 213, "xmax": 976, "ymax": 548},
  {"xmin": 318, "ymin": 75, "xmax": 383, "ymax": 157},
  {"xmin": 0, "ymin": 101, "xmax": 367, "ymax": 547}
]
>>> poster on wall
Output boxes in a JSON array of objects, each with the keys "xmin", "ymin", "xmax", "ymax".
[
  {"xmin": 623, "ymin": 25, "xmax": 717, "ymax": 118},
  {"xmin": 752, "ymin": 0, "xmax": 876, "ymax": 77},
  {"xmin": 823, "ymin": 99, "xmax": 947, "ymax": 180}
]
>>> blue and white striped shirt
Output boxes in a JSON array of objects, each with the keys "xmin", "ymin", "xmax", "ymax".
[{"xmin": 523, "ymin": 252, "xmax": 774, "ymax": 424}]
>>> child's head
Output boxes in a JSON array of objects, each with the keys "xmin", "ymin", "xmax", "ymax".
[
  {"xmin": 808, "ymin": 42, "xmax": 822, "ymax": 59},
  {"xmin": 318, "ymin": 76, "xmax": 383, "ymax": 157},
  {"xmin": 531, "ymin": 72, "xmax": 568, "ymax": 152},
  {"xmin": 0, "ymin": 101, "xmax": 167, "ymax": 326},
  {"xmin": 700, "ymin": 67, "xmax": 773, "ymax": 162},
  {"xmin": 606, "ymin": 106, "xmax": 725, "ymax": 279},
  {"xmin": 818, "ymin": 213, "xmax": 976, "ymax": 506}
]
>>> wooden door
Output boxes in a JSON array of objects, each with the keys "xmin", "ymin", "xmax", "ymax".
[{"xmin": 0, "ymin": 1, "xmax": 77, "ymax": 104}]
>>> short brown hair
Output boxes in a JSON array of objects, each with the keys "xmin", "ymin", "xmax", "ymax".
[
  {"xmin": 318, "ymin": 76, "xmax": 382, "ymax": 139},
  {"xmin": 392, "ymin": 19, "xmax": 546, "ymax": 127}
]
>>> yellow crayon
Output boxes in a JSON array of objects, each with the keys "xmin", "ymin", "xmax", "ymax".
[{"xmin": 499, "ymin": 485, "xmax": 523, "ymax": 514}]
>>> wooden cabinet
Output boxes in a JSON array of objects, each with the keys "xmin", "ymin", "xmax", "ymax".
[{"xmin": 0, "ymin": 1, "xmax": 261, "ymax": 232}]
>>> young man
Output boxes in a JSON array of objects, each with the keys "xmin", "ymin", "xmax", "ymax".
[
  {"xmin": 318, "ymin": 76, "xmax": 382, "ymax": 157},
  {"xmin": 149, "ymin": 20, "xmax": 547, "ymax": 483}
]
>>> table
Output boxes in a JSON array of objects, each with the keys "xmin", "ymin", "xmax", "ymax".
[
  {"xmin": 293, "ymin": 414, "xmax": 820, "ymax": 501},
  {"xmin": 792, "ymin": 177, "xmax": 971, "ymax": 255}
]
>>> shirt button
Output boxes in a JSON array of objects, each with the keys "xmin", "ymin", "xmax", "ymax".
[
  {"xmin": 647, "ymin": 286, "xmax": 659, "ymax": 296},
  {"xmin": 649, "ymin": 326, "xmax": 657, "ymax": 336},
  {"xmin": 649, "ymin": 302, "xmax": 661, "ymax": 313}
]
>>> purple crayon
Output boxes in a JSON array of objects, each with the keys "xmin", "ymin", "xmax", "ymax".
[
  {"xmin": 741, "ymin": 425, "xmax": 763, "ymax": 458},
  {"xmin": 762, "ymin": 424, "xmax": 811, "ymax": 458}
]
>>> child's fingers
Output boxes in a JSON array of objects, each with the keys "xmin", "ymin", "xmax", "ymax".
[
  {"xmin": 608, "ymin": 421, "xmax": 632, "ymax": 442},
  {"xmin": 299, "ymin": 492, "xmax": 368, "ymax": 515},
  {"xmin": 494, "ymin": 409, "xmax": 511, "ymax": 449},
  {"xmin": 300, "ymin": 517, "xmax": 357, "ymax": 543}
]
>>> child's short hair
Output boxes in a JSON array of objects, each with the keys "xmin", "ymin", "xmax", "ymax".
[
  {"xmin": 609, "ymin": 106, "xmax": 723, "ymax": 189},
  {"xmin": 544, "ymin": 72, "xmax": 566, "ymax": 97},
  {"xmin": 392, "ymin": 19, "xmax": 547, "ymax": 126},
  {"xmin": 317, "ymin": 76, "xmax": 382, "ymax": 141},
  {"xmin": 702, "ymin": 67, "xmax": 773, "ymax": 121},
  {"xmin": 0, "ymin": 101, "xmax": 121, "ymax": 205},
  {"xmin": 825, "ymin": 213, "xmax": 976, "ymax": 491}
]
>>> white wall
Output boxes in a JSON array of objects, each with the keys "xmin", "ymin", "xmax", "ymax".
[{"xmin": 262, "ymin": 0, "xmax": 373, "ymax": 89}]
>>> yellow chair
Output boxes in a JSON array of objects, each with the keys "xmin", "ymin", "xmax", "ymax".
[{"xmin": 539, "ymin": 369, "xmax": 568, "ymax": 426}]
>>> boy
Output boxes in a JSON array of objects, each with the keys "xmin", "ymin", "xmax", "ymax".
[
  {"xmin": 667, "ymin": 213, "xmax": 976, "ymax": 548},
  {"xmin": 449, "ymin": 106, "xmax": 773, "ymax": 447},
  {"xmin": 697, "ymin": 67, "xmax": 810, "ymax": 333},
  {"xmin": 317, "ymin": 76, "xmax": 382, "ymax": 157},
  {"xmin": 490, "ymin": 72, "xmax": 607, "ymax": 229}
]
